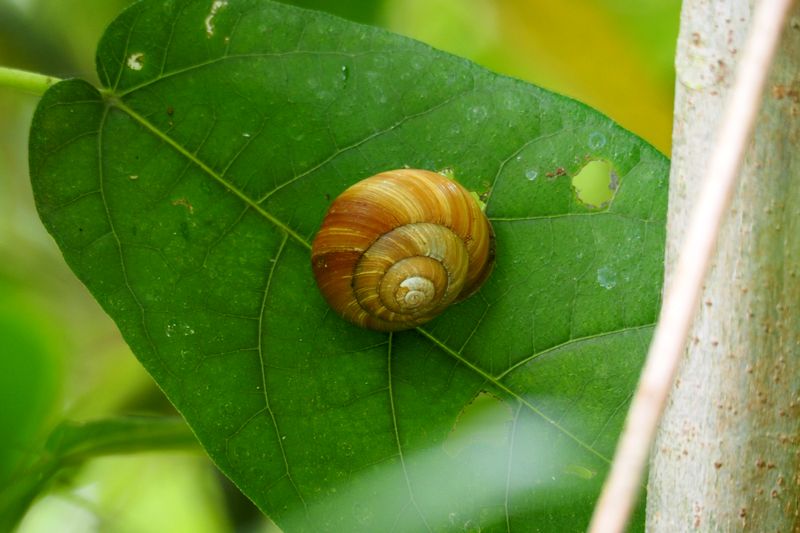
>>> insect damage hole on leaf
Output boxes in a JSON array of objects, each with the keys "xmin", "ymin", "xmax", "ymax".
[
  {"xmin": 572, "ymin": 159, "xmax": 618, "ymax": 208},
  {"xmin": 205, "ymin": 0, "xmax": 228, "ymax": 37},
  {"xmin": 126, "ymin": 53, "xmax": 144, "ymax": 71},
  {"xmin": 443, "ymin": 391, "xmax": 513, "ymax": 457}
]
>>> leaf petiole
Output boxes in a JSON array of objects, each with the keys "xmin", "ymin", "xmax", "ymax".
[
  {"xmin": 0, "ymin": 66, "xmax": 61, "ymax": 96},
  {"xmin": 0, "ymin": 416, "xmax": 198, "ymax": 531}
]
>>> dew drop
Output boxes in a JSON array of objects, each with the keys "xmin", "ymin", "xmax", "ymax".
[
  {"xmin": 597, "ymin": 266, "xmax": 617, "ymax": 290},
  {"xmin": 337, "ymin": 440, "xmax": 354, "ymax": 457},
  {"xmin": 525, "ymin": 169, "xmax": 539, "ymax": 181},
  {"xmin": 352, "ymin": 502, "xmax": 373, "ymax": 525},
  {"xmin": 588, "ymin": 131, "xmax": 607, "ymax": 150},
  {"xmin": 469, "ymin": 105, "xmax": 488, "ymax": 121}
]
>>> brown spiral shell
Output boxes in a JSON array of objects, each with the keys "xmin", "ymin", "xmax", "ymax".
[{"xmin": 311, "ymin": 169, "xmax": 495, "ymax": 331}]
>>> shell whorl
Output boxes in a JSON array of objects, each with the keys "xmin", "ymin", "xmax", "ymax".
[{"xmin": 311, "ymin": 169, "xmax": 495, "ymax": 331}]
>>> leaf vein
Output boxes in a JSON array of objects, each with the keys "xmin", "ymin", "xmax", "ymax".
[
  {"xmin": 495, "ymin": 323, "xmax": 654, "ymax": 380},
  {"xmin": 97, "ymin": 105, "xmax": 173, "ymax": 378},
  {"xmin": 387, "ymin": 333, "xmax": 432, "ymax": 532},
  {"xmin": 255, "ymin": 87, "xmax": 475, "ymax": 203},
  {"xmin": 415, "ymin": 327, "xmax": 612, "ymax": 464},
  {"xmin": 117, "ymin": 51, "xmax": 360, "ymax": 97},
  {"xmin": 257, "ymin": 233, "xmax": 308, "ymax": 512},
  {"xmin": 111, "ymin": 99, "xmax": 311, "ymax": 249},
  {"xmin": 504, "ymin": 403, "xmax": 523, "ymax": 532}
]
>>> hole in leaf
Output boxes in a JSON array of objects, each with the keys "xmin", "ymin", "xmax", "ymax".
[
  {"xmin": 443, "ymin": 391, "xmax": 513, "ymax": 457},
  {"xmin": 572, "ymin": 159, "xmax": 618, "ymax": 208}
]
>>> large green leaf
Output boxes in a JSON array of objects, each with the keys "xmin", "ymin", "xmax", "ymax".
[{"xmin": 29, "ymin": 0, "xmax": 667, "ymax": 530}]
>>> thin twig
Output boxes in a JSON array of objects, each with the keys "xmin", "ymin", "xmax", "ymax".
[{"xmin": 587, "ymin": 0, "xmax": 797, "ymax": 531}]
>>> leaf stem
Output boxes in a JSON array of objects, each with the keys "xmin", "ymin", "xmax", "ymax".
[
  {"xmin": 45, "ymin": 416, "xmax": 199, "ymax": 461},
  {"xmin": 0, "ymin": 416, "xmax": 198, "ymax": 531},
  {"xmin": 0, "ymin": 66, "xmax": 62, "ymax": 95}
]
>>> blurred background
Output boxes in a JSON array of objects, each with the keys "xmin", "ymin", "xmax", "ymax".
[{"xmin": 0, "ymin": 0, "xmax": 680, "ymax": 531}]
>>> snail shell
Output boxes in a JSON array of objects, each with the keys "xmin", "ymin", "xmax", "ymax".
[{"xmin": 311, "ymin": 169, "xmax": 495, "ymax": 331}]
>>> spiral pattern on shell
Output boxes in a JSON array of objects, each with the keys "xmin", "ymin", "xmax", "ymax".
[{"xmin": 311, "ymin": 169, "xmax": 495, "ymax": 331}]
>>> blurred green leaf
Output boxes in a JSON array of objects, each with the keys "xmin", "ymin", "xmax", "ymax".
[
  {"xmin": 44, "ymin": 416, "xmax": 198, "ymax": 459},
  {"xmin": 27, "ymin": 0, "xmax": 135, "ymax": 78},
  {"xmin": 384, "ymin": 0, "xmax": 680, "ymax": 153},
  {"xmin": 70, "ymin": 453, "xmax": 232, "ymax": 533},
  {"xmin": 0, "ymin": 2, "xmax": 77, "ymax": 76},
  {"xmin": 28, "ymin": 0, "xmax": 668, "ymax": 530},
  {"xmin": 0, "ymin": 416, "xmax": 197, "ymax": 531},
  {"xmin": 0, "ymin": 282, "xmax": 61, "ymax": 486}
]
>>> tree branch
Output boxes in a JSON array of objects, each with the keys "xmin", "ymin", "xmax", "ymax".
[{"xmin": 588, "ymin": 0, "xmax": 798, "ymax": 531}]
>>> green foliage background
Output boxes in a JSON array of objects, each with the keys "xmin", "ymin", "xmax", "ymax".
[{"xmin": 0, "ymin": 0, "xmax": 679, "ymax": 530}]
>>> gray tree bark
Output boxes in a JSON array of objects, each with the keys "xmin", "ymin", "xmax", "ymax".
[{"xmin": 648, "ymin": 1, "xmax": 800, "ymax": 531}]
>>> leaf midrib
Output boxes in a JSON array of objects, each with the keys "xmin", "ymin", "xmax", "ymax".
[
  {"xmin": 108, "ymin": 94, "xmax": 618, "ymax": 464},
  {"xmin": 113, "ymin": 98, "xmax": 312, "ymax": 249}
]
